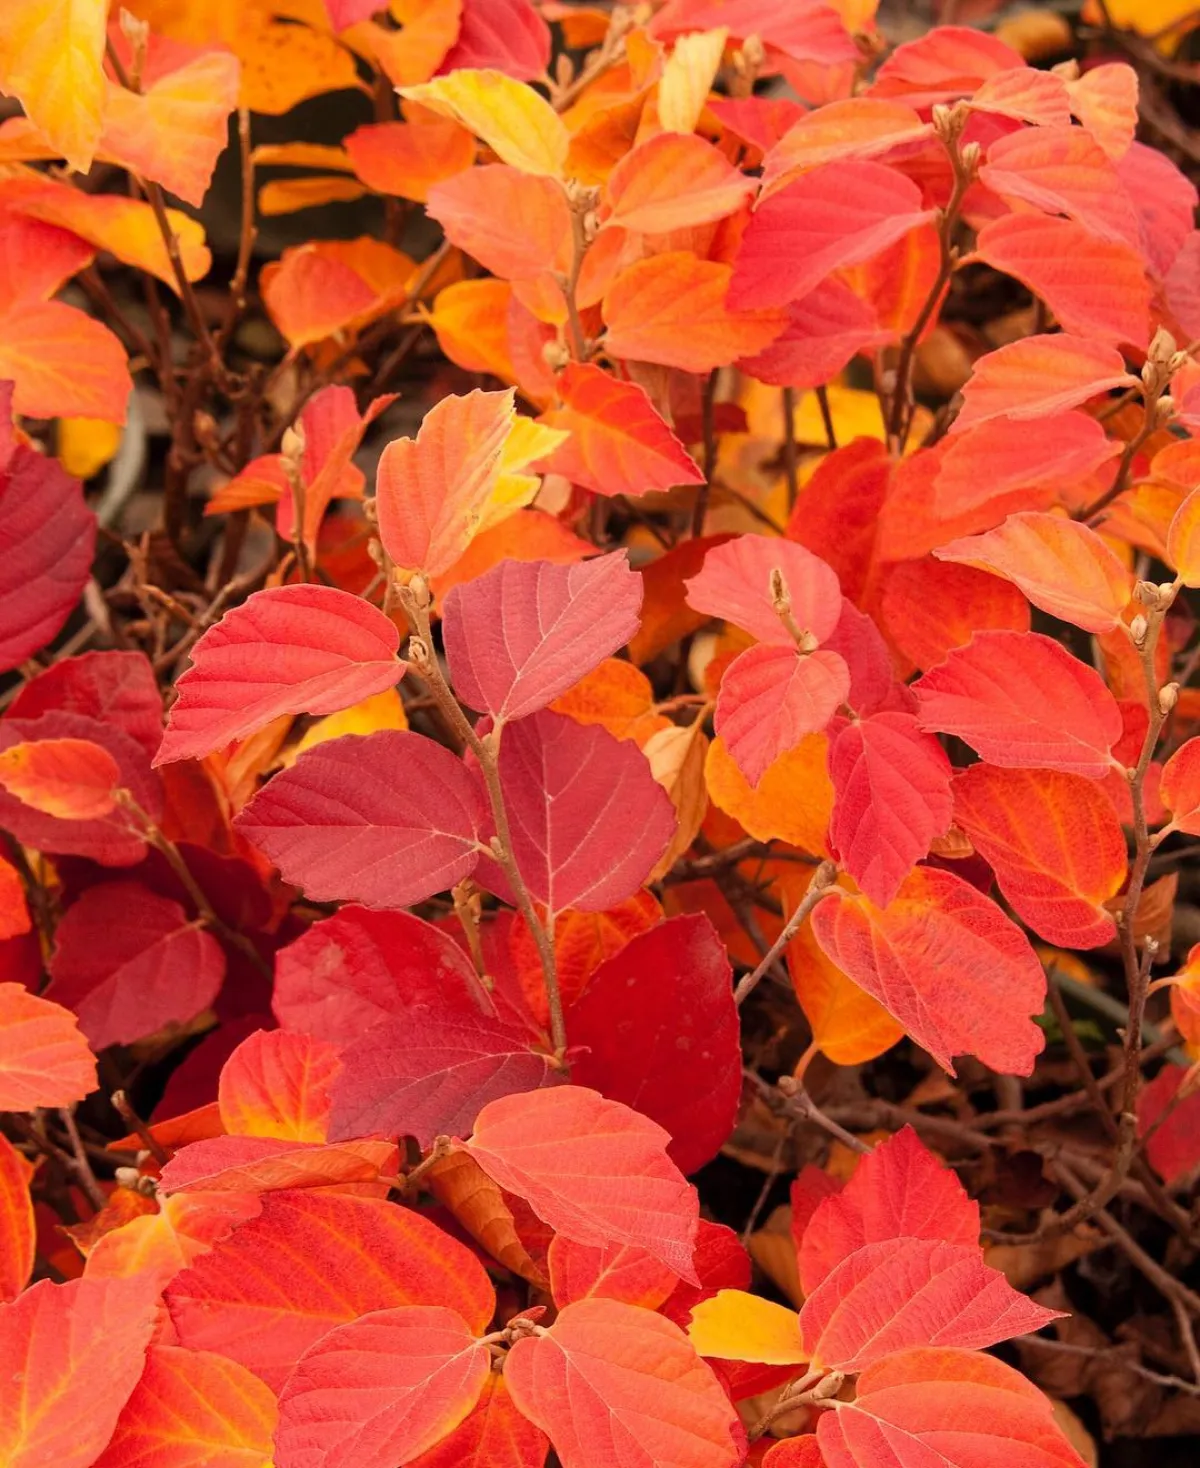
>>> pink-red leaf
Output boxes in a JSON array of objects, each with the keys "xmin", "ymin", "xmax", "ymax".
[
  {"xmin": 914, "ymin": 631, "xmax": 1123, "ymax": 777},
  {"xmin": 567, "ymin": 914, "xmax": 740, "ymax": 1176},
  {"xmin": 157, "ymin": 1134, "xmax": 397, "ymax": 1195},
  {"xmin": 933, "ymin": 411, "xmax": 1120, "ymax": 517},
  {"xmin": 274, "ymin": 1305, "xmax": 491, "ymax": 1468},
  {"xmin": 828, "ymin": 712, "xmax": 954, "ymax": 908},
  {"xmin": 463, "ymin": 1085, "xmax": 699, "ymax": 1279},
  {"xmin": 9, "ymin": 650, "xmax": 162, "ymax": 759},
  {"xmin": 47, "ymin": 881, "xmax": 226, "ymax": 1051},
  {"xmin": 235, "ymin": 731, "xmax": 486, "ymax": 907},
  {"xmin": 716, "ymin": 644, "xmax": 849, "ymax": 788},
  {"xmin": 809, "ymin": 869, "xmax": 1047, "ymax": 1075},
  {"xmin": 157, "ymin": 585, "xmax": 404, "ymax": 766},
  {"xmin": 443, "ymin": 553, "xmax": 641, "ymax": 721},
  {"xmin": 951, "ymin": 335, "xmax": 1133, "ymax": 431},
  {"xmin": 685, "ymin": 534, "xmax": 843, "ymax": 647},
  {"xmin": 980, "ymin": 124, "xmax": 1140, "ymax": 248}
]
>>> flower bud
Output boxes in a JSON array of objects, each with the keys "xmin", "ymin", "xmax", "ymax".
[
  {"xmin": 1159, "ymin": 682, "xmax": 1180, "ymax": 715},
  {"xmin": 1129, "ymin": 613, "xmax": 1148, "ymax": 645}
]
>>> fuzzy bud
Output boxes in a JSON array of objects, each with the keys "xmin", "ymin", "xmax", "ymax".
[
  {"xmin": 1129, "ymin": 613, "xmax": 1148, "ymax": 646},
  {"xmin": 281, "ymin": 424, "xmax": 305, "ymax": 464},
  {"xmin": 542, "ymin": 338, "xmax": 570, "ymax": 372},
  {"xmin": 1148, "ymin": 325, "xmax": 1178, "ymax": 365},
  {"xmin": 1155, "ymin": 395, "xmax": 1176, "ymax": 427},
  {"xmin": 1159, "ymin": 682, "xmax": 1180, "ymax": 715}
]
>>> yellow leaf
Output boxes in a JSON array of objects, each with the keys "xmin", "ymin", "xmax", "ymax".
[
  {"xmin": 705, "ymin": 734, "xmax": 834, "ymax": 854},
  {"xmin": 399, "ymin": 69, "xmax": 569, "ymax": 178},
  {"xmin": 687, "ymin": 1289, "xmax": 808, "ymax": 1365},
  {"xmin": 0, "ymin": 0, "xmax": 107, "ymax": 172},
  {"xmin": 478, "ymin": 417, "xmax": 570, "ymax": 534},
  {"xmin": 283, "ymin": 689, "xmax": 408, "ymax": 768},
  {"xmin": 57, "ymin": 417, "xmax": 121, "ymax": 479},
  {"xmin": 231, "ymin": 11, "xmax": 359, "ymax": 115},
  {"xmin": 657, "ymin": 28, "xmax": 727, "ymax": 135},
  {"xmin": 258, "ymin": 176, "xmax": 369, "ymax": 216}
]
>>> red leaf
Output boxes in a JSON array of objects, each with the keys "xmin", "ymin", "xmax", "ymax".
[
  {"xmin": 829, "ymin": 712, "xmax": 954, "ymax": 908},
  {"xmin": 716, "ymin": 644, "xmax": 849, "ymax": 787},
  {"xmin": 759, "ymin": 98, "xmax": 931, "ymax": 197},
  {"xmin": 567, "ymin": 914, "xmax": 741, "ymax": 1175},
  {"xmin": 9, "ymin": 650, "xmax": 162, "ymax": 759},
  {"xmin": 537, "ymin": 362, "xmax": 704, "ymax": 499},
  {"xmin": 814, "ymin": 1346, "xmax": 1087, "ymax": 1468},
  {"xmin": 980, "ymin": 124, "xmax": 1140, "ymax": 249},
  {"xmin": 685, "ymin": 534, "xmax": 843, "ymax": 647},
  {"xmin": 547, "ymin": 1236, "xmax": 680, "ymax": 1311},
  {"xmin": 158, "ymin": 1133, "xmax": 397, "ymax": 1194},
  {"xmin": 235, "ymin": 730, "xmax": 486, "ymax": 907},
  {"xmin": 0, "ymin": 712, "xmax": 158, "ymax": 866},
  {"xmin": 1159, "ymin": 737, "xmax": 1200, "ymax": 836},
  {"xmin": 505, "ymin": 1298, "xmax": 744, "ymax": 1468},
  {"xmin": 914, "ymin": 631, "xmax": 1123, "ymax": 777},
  {"xmin": 0, "ymin": 391, "xmax": 96, "ymax": 671},
  {"xmin": 951, "ymin": 334, "xmax": 1133, "ymax": 431},
  {"xmin": 729, "ymin": 161, "xmax": 935, "ymax": 310},
  {"xmin": 47, "ymin": 881, "xmax": 226, "ymax": 1051},
  {"xmin": 443, "ymin": 553, "xmax": 642, "ymax": 721},
  {"xmin": 809, "ymin": 869, "xmax": 1047, "ymax": 1075},
  {"xmin": 879, "ymin": 559, "xmax": 1031, "ymax": 672},
  {"xmin": 972, "ymin": 214, "xmax": 1150, "ymax": 347},
  {"xmin": 273, "ymin": 906, "xmax": 511, "ymax": 1044},
  {"xmin": 0, "ymin": 736, "xmax": 118, "ymax": 820},
  {"xmin": 932, "ymin": 411, "xmax": 1120, "ymax": 518},
  {"xmin": 0, "ymin": 1133, "xmax": 33, "ymax": 1301},
  {"xmin": 799, "ymin": 1129, "xmax": 980, "ymax": 1293},
  {"xmin": 274, "ymin": 1305, "xmax": 492, "ymax": 1468},
  {"xmin": 157, "ymin": 585, "xmax": 404, "ymax": 766},
  {"xmin": 406, "ymin": 1371, "xmax": 548, "ymax": 1468},
  {"xmin": 328, "ymin": 1013, "xmax": 557, "ymax": 1148},
  {"xmin": 93, "ymin": 1344, "xmax": 278, "ymax": 1468},
  {"xmin": 799, "ymin": 1236, "xmax": 1060, "ymax": 1371},
  {"xmin": 463, "ymin": 1085, "xmax": 700, "ymax": 1279},
  {"xmin": 1138, "ymin": 1064, "xmax": 1200, "ymax": 1184},
  {"xmin": 0, "ymin": 981, "xmax": 97, "ymax": 1110},
  {"xmin": 218, "ymin": 1028, "xmax": 342, "ymax": 1143},
  {"xmin": 167, "ymin": 1190, "xmax": 494, "ymax": 1390},
  {"xmin": 0, "ymin": 1277, "xmax": 158, "ymax": 1468},
  {"xmin": 441, "ymin": 0, "xmax": 551, "ymax": 80},
  {"xmin": 737, "ymin": 279, "xmax": 891, "ymax": 390},
  {"xmin": 952, "ymin": 765, "xmax": 1125, "ymax": 948},
  {"xmin": 476, "ymin": 711, "xmax": 675, "ymax": 915}
]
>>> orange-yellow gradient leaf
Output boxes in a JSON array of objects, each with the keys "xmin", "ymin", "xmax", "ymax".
[
  {"xmin": 425, "ymin": 278, "xmax": 517, "ymax": 381},
  {"xmin": 84, "ymin": 1192, "xmax": 261, "ymax": 1295},
  {"xmin": 0, "ymin": 300, "xmax": 131, "ymax": 422},
  {"xmin": 94, "ymin": 1344, "xmax": 277, "ymax": 1468},
  {"xmin": 99, "ymin": 52, "xmax": 241, "ymax": 208},
  {"xmin": 262, "ymin": 237, "xmax": 415, "ymax": 349},
  {"xmin": 604, "ymin": 132, "xmax": 753, "ymax": 233},
  {"xmin": 0, "ymin": 736, "xmax": 119, "ymax": 819},
  {"xmin": 1167, "ymin": 485, "xmax": 1200, "ymax": 586},
  {"xmin": 218, "ymin": 1028, "xmax": 342, "ymax": 1143},
  {"xmin": 0, "ymin": 981, "xmax": 96, "ymax": 1111},
  {"xmin": 399, "ymin": 69, "xmax": 569, "ymax": 178},
  {"xmin": 348, "ymin": 0, "xmax": 462, "ymax": 89},
  {"xmin": 645, "ymin": 721, "xmax": 710, "ymax": 879},
  {"xmin": 0, "ymin": 0, "xmax": 107, "ymax": 172},
  {"xmin": 0, "ymin": 1132, "xmax": 34, "ymax": 1301},
  {"xmin": 551, "ymin": 658, "xmax": 670, "ymax": 745},
  {"xmin": 687, "ymin": 1288, "xmax": 807, "ymax": 1365},
  {"xmin": 232, "ymin": 11, "xmax": 358, "ymax": 116},
  {"xmin": 705, "ymin": 734, "xmax": 834, "ymax": 853},
  {"xmin": 376, "ymin": 387, "xmax": 515, "ymax": 576},
  {"xmin": 782, "ymin": 868, "xmax": 904, "ymax": 1066},
  {"xmin": 935, "ymin": 511, "xmax": 1134, "ymax": 633},
  {"xmin": 602, "ymin": 253, "xmax": 786, "ymax": 373},
  {"xmin": 287, "ymin": 688, "xmax": 409, "ymax": 765}
]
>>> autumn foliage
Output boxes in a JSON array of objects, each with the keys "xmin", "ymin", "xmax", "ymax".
[{"xmin": 3, "ymin": 1, "xmax": 1200, "ymax": 1465}]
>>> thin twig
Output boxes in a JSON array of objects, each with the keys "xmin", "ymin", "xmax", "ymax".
[{"xmin": 734, "ymin": 862, "xmax": 837, "ymax": 1006}]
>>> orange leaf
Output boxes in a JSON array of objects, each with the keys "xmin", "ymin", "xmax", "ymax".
[
  {"xmin": 815, "ymin": 1346, "xmax": 1087, "ymax": 1468},
  {"xmin": 262, "ymin": 237, "xmax": 415, "ymax": 349},
  {"xmin": 0, "ymin": 0, "xmax": 107, "ymax": 171},
  {"xmin": 230, "ymin": 11, "xmax": 358, "ymax": 116},
  {"xmin": 274, "ymin": 1305, "xmax": 492, "ymax": 1468},
  {"xmin": 810, "ymin": 868, "xmax": 1047, "ymax": 1075},
  {"xmin": 952, "ymin": 765, "xmax": 1125, "ymax": 948},
  {"xmin": 93, "ymin": 1344, "xmax": 277, "ymax": 1468},
  {"xmin": 1160, "ymin": 736, "xmax": 1200, "ymax": 835},
  {"xmin": 0, "ymin": 982, "xmax": 97, "ymax": 1109},
  {"xmin": 935, "ymin": 511, "xmax": 1134, "ymax": 633},
  {"xmin": 0, "ymin": 852, "xmax": 31, "ymax": 941},
  {"xmin": 430, "ymin": 507, "xmax": 593, "ymax": 600},
  {"xmin": 761, "ymin": 97, "xmax": 929, "ymax": 197},
  {"xmin": 688, "ymin": 1288, "xmax": 807, "ymax": 1364},
  {"xmin": 952, "ymin": 333, "xmax": 1134, "ymax": 430},
  {"xmin": 506, "ymin": 1298, "xmax": 744, "ymax": 1468},
  {"xmin": 98, "ymin": 51, "xmax": 240, "ymax": 207},
  {"xmin": 706, "ymin": 732, "xmax": 834, "ymax": 853},
  {"xmin": 345, "ymin": 3, "xmax": 461, "ymax": 89},
  {"xmin": 345, "ymin": 108, "xmax": 475, "ymax": 204},
  {"xmin": 407, "ymin": 1371, "xmax": 548, "ymax": 1468},
  {"xmin": 783, "ymin": 868, "xmax": 904, "ymax": 1066},
  {"xmin": 85, "ymin": 1192, "xmax": 261, "ymax": 1294},
  {"xmin": 548, "ymin": 1235, "xmax": 681, "ymax": 1311},
  {"xmin": 158, "ymin": 1134, "xmax": 397, "ymax": 1196},
  {"xmin": 1167, "ymin": 485, "xmax": 1200, "ymax": 586},
  {"xmin": 550, "ymin": 658, "xmax": 670, "ymax": 745},
  {"xmin": 604, "ymin": 131, "xmax": 753, "ymax": 233},
  {"xmin": 376, "ymin": 387, "xmax": 515, "ymax": 576},
  {"xmin": 1066, "ymin": 62, "xmax": 1138, "ymax": 160},
  {"xmin": 0, "ymin": 299, "xmax": 131, "ymax": 422},
  {"xmin": 426, "ymin": 1148, "xmax": 549, "ymax": 1287},
  {"xmin": 427, "ymin": 164, "xmax": 571, "ymax": 282},
  {"xmin": 602, "ymin": 252, "xmax": 786, "ymax": 373},
  {"xmin": 628, "ymin": 534, "xmax": 736, "ymax": 666},
  {"xmin": 425, "ymin": 279, "xmax": 518, "ymax": 382},
  {"xmin": 257, "ymin": 175, "xmax": 368, "ymax": 216},
  {"xmin": 217, "ymin": 1029, "xmax": 342, "ymax": 1143},
  {"xmin": 0, "ymin": 735, "xmax": 119, "ymax": 819},
  {"xmin": 0, "ymin": 1132, "xmax": 33, "ymax": 1301},
  {"xmin": 399, "ymin": 69, "xmax": 569, "ymax": 177}
]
